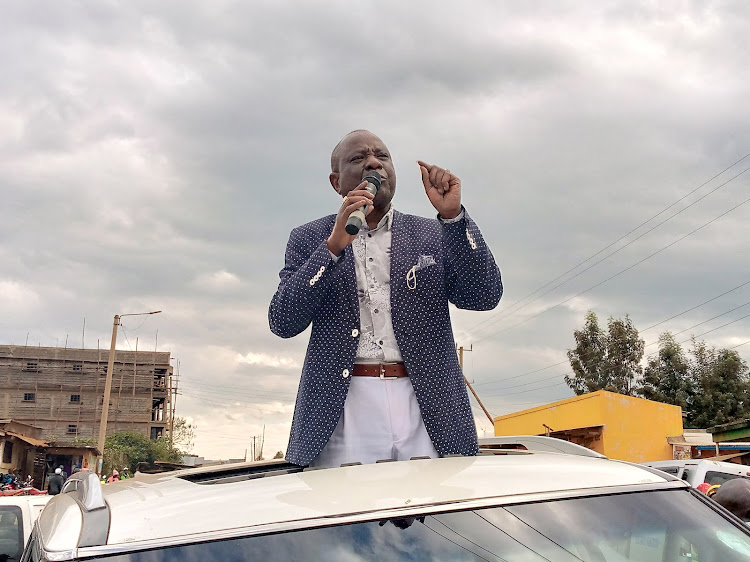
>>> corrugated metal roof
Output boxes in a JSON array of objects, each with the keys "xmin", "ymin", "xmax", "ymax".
[{"xmin": 6, "ymin": 431, "xmax": 48, "ymax": 447}]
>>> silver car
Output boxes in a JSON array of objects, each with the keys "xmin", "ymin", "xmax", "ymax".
[{"xmin": 22, "ymin": 438, "xmax": 750, "ymax": 561}]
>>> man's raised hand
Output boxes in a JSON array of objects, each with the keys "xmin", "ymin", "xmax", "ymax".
[{"xmin": 418, "ymin": 161, "xmax": 461, "ymax": 220}]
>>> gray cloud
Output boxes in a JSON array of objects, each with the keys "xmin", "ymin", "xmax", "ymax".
[{"xmin": 2, "ymin": 0, "xmax": 749, "ymax": 458}]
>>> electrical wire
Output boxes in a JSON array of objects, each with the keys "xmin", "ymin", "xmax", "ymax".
[
  {"xmin": 178, "ymin": 391, "xmax": 293, "ymax": 415},
  {"xmin": 179, "ymin": 383, "xmax": 296, "ymax": 401},
  {"xmin": 420, "ymin": 520, "xmax": 493, "ymax": 562},
  {"xmin": 474, "ymin": 280, "xmax": 750, "ymax": 388},
  {"xmin": 462, "ymin": 154, "xmax": 750, "ymax": 340},
  {"xmin": 473, "ymin": 191, "xmax": 750, "ymax": 344},
  {"xmin": 429, "ymin": 516, "xmax": 507, "ymax": 561},
  {"xmin": 481, "ymin": 310, "xmax": 750, "ymax": 402}
]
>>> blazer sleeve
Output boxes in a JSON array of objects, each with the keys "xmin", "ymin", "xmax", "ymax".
[
  {"xmin": 268, "ymin": 227, "xmax": 341, "ymax": 338},
  {"xmin": 441, "ymin": 208, "xmax": 503, "ymax": 310}
]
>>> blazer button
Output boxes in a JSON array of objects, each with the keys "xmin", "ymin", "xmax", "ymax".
[
  {"xmin": 342, "ymin": 369, "xmax": 350, "ymax": 378},
  {"xmin": 351, "ymin": 329, "xmax": 359, "ymax": 337}
]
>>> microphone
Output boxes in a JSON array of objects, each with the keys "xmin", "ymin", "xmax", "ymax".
[{"xmin": 345, "ymin": 170, "xmax": 381, "ymax": 235}]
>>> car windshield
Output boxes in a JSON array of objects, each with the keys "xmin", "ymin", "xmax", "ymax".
[{"xmin": 86, "ymin": 489, "xmax": 750, "ymax": 562}]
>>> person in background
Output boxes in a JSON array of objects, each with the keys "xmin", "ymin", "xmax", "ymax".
[
  {"xmin": 47, "ymin": 468, "xmax": 64, "ymax": 495},
  {"xmin": 712, "ymin": 478, "xmax": 750, "ymax": 521},
  {"xmin": 107, "ymin": 469, "xmax": 119, "ymax": 484}
]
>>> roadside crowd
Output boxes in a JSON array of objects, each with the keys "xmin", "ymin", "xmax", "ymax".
[{"xmin": 46, "ymin": 466, "xmax": 131, "ymax": 495}]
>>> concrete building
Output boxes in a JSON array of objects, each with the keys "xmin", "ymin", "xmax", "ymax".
[
  {"xmin": 493, "ymin": 390, "xmax": 684, "ymax": 463},
  {"xmin": 0, "ymin": 345, "xmax": 174, "ymax": 447}
]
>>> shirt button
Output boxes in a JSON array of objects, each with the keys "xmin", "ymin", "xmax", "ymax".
[
  {"xmin": 379, "ymin": 340, "xmax": 383, "ymax": 345},
  {"xmin": 342, "ymin": 369, "xmax": 350, "ymax": 378},
  {"xmin": 368, "ymin": 257, "xmax": 373, "ymax": 262},
  {"xmin": 367, "ymin": 233, "xmax": 372, "ymax": 238},
  {"xmin": 374, "ymin": 309, "xmax": 379, "ymax": 313},
  {"xmin": 351, "ymin": 329, "xmax": 359, "ymax": 337}
]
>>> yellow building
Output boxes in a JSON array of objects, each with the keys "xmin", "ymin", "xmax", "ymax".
[{"xmin": 493, "ymin": 390, "xmax": 683, "ymax": 462}]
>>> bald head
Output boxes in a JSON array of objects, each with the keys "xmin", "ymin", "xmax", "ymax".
[
  {"xmin": 331, "ymin": 129, "xmax": 377, "ymax": 172},
  {"xmin": 713, "ymin": 478, "xmax": 750, "ymax": 521},
  {"xmin": 328, "ymin": 129, "xmax": 396, "ymax": 213}
]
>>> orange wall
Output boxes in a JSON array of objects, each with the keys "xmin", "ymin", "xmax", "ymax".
[{"xmin": 494, "ymin": 391, "xmax": 683, "ymax": 462}]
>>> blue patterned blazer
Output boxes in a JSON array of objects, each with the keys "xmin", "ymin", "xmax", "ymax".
[{"xmin": 269, "ymin": 208, "xmax": 503, "ymax": 466}]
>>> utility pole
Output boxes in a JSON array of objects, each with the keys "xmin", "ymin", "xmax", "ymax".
[
  {"xmin": 258, "ymin": 425, "xmax": 265, "ymax": 461},
  {"xmin": 97, "ymin": 310, "xmax": 162, "ymax": 475},
  {"xmin": 458, "ymin": 345, "xmax": 494, "ymax": 425}
]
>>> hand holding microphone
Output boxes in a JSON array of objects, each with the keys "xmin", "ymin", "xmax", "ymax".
[
  {"xmin": 345, "ymin": 171, "xmax": 381, "ymax": 234},
  {"xmin": 326, "ymin": 171, "xmax": 382, "ymax": 256}
]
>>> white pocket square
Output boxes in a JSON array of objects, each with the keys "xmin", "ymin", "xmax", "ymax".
[{"xmin": 415, "ymin": 254, "xmax": 436, "ymax": 271}]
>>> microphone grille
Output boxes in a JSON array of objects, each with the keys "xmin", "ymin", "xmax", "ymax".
[{"xmin": 363, "ymin": 170, "xmax": 382, "ymax": 188}]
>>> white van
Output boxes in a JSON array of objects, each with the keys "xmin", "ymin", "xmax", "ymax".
[
  {"xmin": 643, "ymin": 459, "xmax": 750, "ymax": 487},
  {"xmin": 0, "ymin": 495, "xmax": 50, "ymax": 561}
]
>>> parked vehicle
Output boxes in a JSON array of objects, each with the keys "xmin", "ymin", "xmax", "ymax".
[
  {"xmin": 23, "ymin": 438, "xmax": 750, "ymax": 561},
  {"xmin": 643, "ymin": 458, "xmax": 750, "ymax": 487},
  {"xmin": 0, "ymin": 495, "xmax": 51, "ymax": 561}
]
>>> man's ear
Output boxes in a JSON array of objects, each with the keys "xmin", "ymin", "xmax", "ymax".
[{"xmin": 329, "ymin": 172, "xmax": 340, "ymax": 193}]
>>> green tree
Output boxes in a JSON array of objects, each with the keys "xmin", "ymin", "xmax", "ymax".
[
  {"xmin": 103, "ymin": 431, "xmax": 182, "ymax": 475},
  {"xmin": 565, "ymin": 312, "xmax": 644, "ymax": 395},
  {"xmin": 688, "ymin": 341, "xmax": 750, "ymax": 428},
  {"xmin": 637, "ymin": 332, "xmax": 693, "ymax": 410}
]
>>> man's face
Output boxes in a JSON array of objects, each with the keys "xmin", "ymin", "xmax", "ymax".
[{"xmin": 330, "ymin": 131, "xmax": 397, "ymax": 211}]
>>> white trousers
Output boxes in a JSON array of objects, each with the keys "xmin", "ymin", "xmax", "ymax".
[{"xmin": 309, "ymin": 376, "xmax": 439, "ymax": 468}]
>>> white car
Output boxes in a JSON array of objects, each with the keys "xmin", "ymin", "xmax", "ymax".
[
  {"xmin": 0, "ymin": 494, "xmax": 50, "ymax": 561},
  {"xmin": 23, "ymin": 438, "xmax": 750, "ymax": 561},
  {"xmin": 643, "ymin": 458, "xmax": 750, "ymax": 488}
]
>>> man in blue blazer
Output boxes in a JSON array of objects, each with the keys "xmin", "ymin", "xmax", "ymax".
[{"xmin": 269, "ymin": 130, "xmax": 503, "ymax": 467}]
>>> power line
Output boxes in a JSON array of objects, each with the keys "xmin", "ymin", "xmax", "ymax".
[
  {"xmin": 473, "ymin": 190, "xmax": 750, "ymax": 344},
  {"xmin": 178, "ymin": 391, "xmax": 294, "ymax": 415},
  {"xmin": 462, "ymin": 154, "xmax": 750, "ymax": 340},
  {"xmin": 474, "ymin": 280, "xmax": 750, "ymax": 388},
  {"xmin": 179, "ymin": 378, "xmax": 297, "ymax": 396},
  {"xmin": 179, "ymin": 383, "xmax": 296, "ymax": 401},
  {"xmin": 482, "ymin": 313, "xmax": 750, "ymax": 401},
  {"xmin": 642, "ymin": 280, "xmax": 750, "ymax": 332}
]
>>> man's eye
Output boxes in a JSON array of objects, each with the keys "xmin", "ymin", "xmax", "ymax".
[
  {"xmin": 378, "ymin": 154, "xmax": 389, "ymax": 159},
  {"xmin": 351, "ymin": 157, "xmax": 363, "ymax": 162}
]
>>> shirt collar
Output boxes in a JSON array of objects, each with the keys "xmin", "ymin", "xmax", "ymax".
[{"xmin": 363, "ymin": 206, "xmax": 394, "ymax": 233}]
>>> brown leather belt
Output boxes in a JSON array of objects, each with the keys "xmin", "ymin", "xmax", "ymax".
[{"xmin": 352, "ymin": 363, "xmax": 408, "ymax": 379}]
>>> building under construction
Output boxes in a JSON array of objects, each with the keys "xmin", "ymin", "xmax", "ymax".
[{"xmin": 0, "ymin": 345, "xmax": 174, "ymax": 445}]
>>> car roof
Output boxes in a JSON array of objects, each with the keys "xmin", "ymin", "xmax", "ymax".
[
  {"xmin": 645, "ymin": 459, "xmax": 750, "ymax": 471},
  {"xmin": 0, "ymin": 495, "xmax": 51, "ymax": 508},
  {"xmin": 38, "ymin": 450, "xmax": 686, "ymax": 558}
]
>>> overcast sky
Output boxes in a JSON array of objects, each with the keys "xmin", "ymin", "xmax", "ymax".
[{"xmin": 2, "ymin": 1, "xmax": 749, "ymax": 460}]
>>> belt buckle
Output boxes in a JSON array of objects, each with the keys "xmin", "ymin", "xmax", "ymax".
[{"xmin": 379, "ymin": 363, "xmax": 398, "ymax": 380}]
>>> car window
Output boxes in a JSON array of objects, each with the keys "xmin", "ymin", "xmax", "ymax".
[
  {"xmin": 83, "ymin": 489, "xmax": 750, "ymax": 562},
  {"xmin": 704, "ymin": 471, "xmax": 748, "ymax": 486},
  {"xmin": 0, "ymin": 506, "xmax": 23, "ymax": 562}
]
